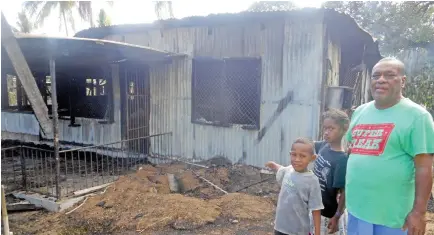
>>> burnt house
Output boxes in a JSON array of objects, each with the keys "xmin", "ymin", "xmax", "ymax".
[{"xmin": 2, "ymin": 8, "xmax": 381, "ymax": 168}]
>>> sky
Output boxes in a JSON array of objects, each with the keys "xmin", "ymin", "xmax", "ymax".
[{"xmin": 2, "ymin": 1, "xmax": 324, "ymax": 36}]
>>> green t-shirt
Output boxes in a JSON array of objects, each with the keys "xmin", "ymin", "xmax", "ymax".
[{"xmin": 345, "ymin": 98, "xmax": 434, "ymax": 228}]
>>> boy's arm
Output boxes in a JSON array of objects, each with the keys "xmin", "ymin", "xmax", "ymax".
[
  {"xmin": 312, "ymin": 210, "xmax": 321, "ymax": 235},
  {"xmin": 308, "ymin": 178, "xmax": 324, "ymax": 235},
  {"xmin": 265, "ymin": 161, "xmax": 285, "ymax": 185},
  {"xmin": 333, "ymin": 157, "xmax": 348, "ymax": 216},
  {"xmin": 336, "ymin": 189, "xmax": 346, "ymax": 216},
  {"xmin": 265, "ymin": 161, "xmax": 282, "ymax": 172}
]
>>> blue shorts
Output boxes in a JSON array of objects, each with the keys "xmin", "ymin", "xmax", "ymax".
[{"xmin": 348, "ymin": 212, "xmax": 407, "ymax": 235}]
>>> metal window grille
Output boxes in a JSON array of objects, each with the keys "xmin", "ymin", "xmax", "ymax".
[{"xmin": 191, "ymin": 57, "xmax": 261, "ymax": 129}]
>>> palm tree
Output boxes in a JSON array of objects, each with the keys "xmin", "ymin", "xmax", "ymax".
[
  {"xmin": 154, "ymin": 1, "xmax": 174, "ymax": 20},
  {"xmin": 78, "ymin": 1, "xmax": 93, "ymax": 27},
  {"xmin": 80, "ymin": 1, "xmax": 113, "ymax": 28},
  {"xmin": 24, "ymin": 1, "xmax": 81, "ymax": 36},
  {"xmin": 15, "ymin": 10, "xmax": 37, "ymax": 33},
  {"xmin": 97, "ymin": 9, "xmax": 111, "ymax": 27}
]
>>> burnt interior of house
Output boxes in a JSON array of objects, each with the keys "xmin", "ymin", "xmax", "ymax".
[
  {"xmin": 1, "ymin": 66, "xmax": 114, "ymax": 124},
  {"xmin": 325, "ymin": 11, "xmax": 382, "ymax": 109},
  {"xmin": 191, "ymin": 57, "xmax": 262, "ymax": 130},
  {"xmin": 0, "ymin": 36, "xmax": 173, "ymax": 197},
  {"xmin": 0, "ymin": 36, "xmax": 164, "ymax": 146}
]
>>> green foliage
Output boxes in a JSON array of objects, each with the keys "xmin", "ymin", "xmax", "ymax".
[
  {"xmin": 16, "ymin": 10, "xmax": 37, "ymax": 33},
  {"xmin": 22, "ymin": 1, "xmax": 113, "ymax": 35},
  {"xmin": 404, "ymin": 67, "xmax": 434, "ymax": 115},
  {"xmin": 322, "ymin": 1, "xmax": 434, "ymax": 54},
  {"xmin": 322, "ymin": 1, "xmax": 434, "ymax": 114},
  {"xmin": 97, "ymin": 9, "xmax": 111, "ymax": 27},
  {"xmin": 154, "ymin": 1, "xmax": 174, "ymax": 20}
]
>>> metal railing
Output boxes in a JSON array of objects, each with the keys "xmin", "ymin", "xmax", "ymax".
[
  {"xmin": 1, "ymin": 132, "xmax": 173, "ymax": 199},
  {"xmin": 1, "ymin": 146, "xmax": 56, "ymax": 196}
]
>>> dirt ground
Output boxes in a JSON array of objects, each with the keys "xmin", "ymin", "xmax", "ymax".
[
  {"xmin": 7, "ymin": 157, "xmax": 280, "ymax": 235},
  {"xmin": 6, "ymin": 157, "xmax": 434, "ymax": 235}
]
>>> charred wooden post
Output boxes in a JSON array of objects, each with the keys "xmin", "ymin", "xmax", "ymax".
[
  {"xmin": 1, "ymin": 12, "xmax": 53, "ymax": 137},
  {"xmin": 1, "ymin": 72, "xmax": 8, "ymax": 109},
  {"xmin": 49, "ymin": 58, "xmax": 61, "ymax": 199},
  {"xmin": 20, "ymin": 144, "xmax": 27, "ymax": 191}
]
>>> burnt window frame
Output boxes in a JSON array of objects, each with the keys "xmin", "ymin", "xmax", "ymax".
[
  {"xmin": 191, "ymin": 57, "xmax": 262, "ymax": 130},
  {"xmin": 1, "ymin": 73, "xmax": 39, "ymax": 113},
  {"xmin": 1, "ymin": 68, "xmax": 114, "ymax": 125}
]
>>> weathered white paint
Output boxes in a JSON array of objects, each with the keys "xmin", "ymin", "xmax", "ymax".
[{"xmin": 1, "ymin": 112, "xmax": 40, "ymax": 135}]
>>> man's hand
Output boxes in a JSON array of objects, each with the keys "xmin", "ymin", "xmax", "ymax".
[
  {"xmin": 402, "ymin": 210, "xmax": 426, "ymax": 235},
  {"xmin": 327, "ymin": 216, "xmax": 339, "ymax": 234}
]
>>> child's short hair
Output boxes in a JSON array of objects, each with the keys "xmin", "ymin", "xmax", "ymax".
[
  {"xmin": 292, "ymin": 137, "xmax": 315, "ymax": 155},
  {"xmin": 323, "ymin": 108, "xmax": 350, "ymax": 131}
]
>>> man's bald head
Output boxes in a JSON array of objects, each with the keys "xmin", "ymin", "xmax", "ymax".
[
  {"xmin": 370, "ymin": 57, "xmax": 406, "ymax": 109},
  {"xmin": 374, "ymin": 57, "xmax": 406, "ymax": 76}
]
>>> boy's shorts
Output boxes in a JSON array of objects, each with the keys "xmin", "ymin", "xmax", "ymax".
[{"xmin": 347, "ymin": 212, "xmax": 407, "ymax": 235}]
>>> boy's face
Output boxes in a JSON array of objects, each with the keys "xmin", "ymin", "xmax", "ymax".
[
  {"xmin": 323, "ymin": 118, "xmax": 345, "ymax": 143},
  {"xmin": 290, "ymin": 142, "xmax": 315, "ymax": 172}
]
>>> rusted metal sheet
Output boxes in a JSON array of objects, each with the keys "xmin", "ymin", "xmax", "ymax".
[{"xmin": 108, "ymin": 16, "xmax": 325, "ymax": 167}]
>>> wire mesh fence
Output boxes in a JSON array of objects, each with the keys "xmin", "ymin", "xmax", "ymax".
[
  {"xmin": 1, "ymin": 132, "xmax": 173, "ymax": 199},
  {"xmin": 191, "ymin": 57, "xmax": 261, "ymax": 129}
]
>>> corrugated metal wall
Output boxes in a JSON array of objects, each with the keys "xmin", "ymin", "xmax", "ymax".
[
  {"xmin": 104, "ymin": 15, "xmax": 326, "ymax": 167},
  {"xmin": 1, "ymin": 113, "xmax": 122, "ymax": 145},
  {"xmin": 1, "ymin": 112, "xmax": 40, "ymax": 135}
]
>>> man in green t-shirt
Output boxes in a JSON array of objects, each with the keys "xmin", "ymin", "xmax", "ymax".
[{"xmin": 345, "ymin": 57, "xmax": 434, "ymax": 235}]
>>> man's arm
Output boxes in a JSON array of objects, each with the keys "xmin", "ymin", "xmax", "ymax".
[
  {"xmin": 413, "ymin": 153, "xmax": 433, "ymax": 214},
  {"xmin": 402, "ymin": 112, "xmax": 434, "ymax": 234},
  {"xmin": 403, "ymin": 154, "xmax": 433, "ymax": 234}
]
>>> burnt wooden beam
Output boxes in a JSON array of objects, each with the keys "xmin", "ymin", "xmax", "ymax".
[
  {"xmin": 1, "ymin": 12, "xmax": 53, "ymax": 137},
  {"xmin": 7, "ymin": 202, "xmax": 42, "ymax": 212}
]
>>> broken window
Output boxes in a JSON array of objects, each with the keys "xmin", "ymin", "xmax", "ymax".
[
  {"xmin": 191, "ymin": 57, "xmax": 262, "ymax": 129},
  {"xmin": 86, "ymin": 78, "xmax": 107, "ymax": 96},
  {"xmin": 2, "ymin": 74, "xmax": 32, "ymax": 111},
  {"xmin": 7, "ymin": 75, "xmax": 18, "ymax": 107},
  {"xmin": 43, "ymin": 76, "xmax": 52, "ymax": 105},
  {"xmin": 1, "ymin": 70, "xmax": 113, "ymax": 123}
]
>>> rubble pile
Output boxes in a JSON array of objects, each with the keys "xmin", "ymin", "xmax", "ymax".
[{"xmin": 59, "ymin": 157, "xmax": 279, "ymax": 234}]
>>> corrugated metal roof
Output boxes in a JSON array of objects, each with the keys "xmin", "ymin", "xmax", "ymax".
[
  {"xmin": 74, "ymin": 8, "xmax": 381, "ymax": 68},
  {"xmin": 74, "ymin": 8, "xmax": 375, "ymax": 43},
  {"xmin": 2, "ymin": 34, "xmax": 185, "ymax": 71}
]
